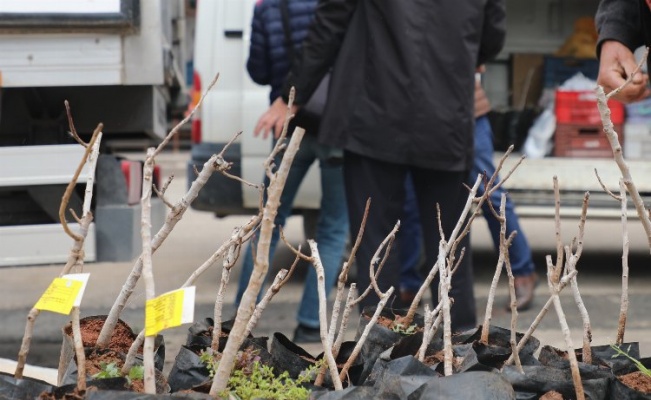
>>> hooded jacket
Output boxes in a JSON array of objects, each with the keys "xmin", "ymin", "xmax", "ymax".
[
  {"xmin": 247, "ymin": 0, "xmax": 319, "ymax": 104},
  {"xmin": 281, "ymin": 0, "xmax": 506, "ymax": 171}
]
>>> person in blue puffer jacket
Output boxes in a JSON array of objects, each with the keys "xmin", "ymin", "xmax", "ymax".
[{"xmin": 235, "ymin": 0, "xmax": 349, "ymax": 344}]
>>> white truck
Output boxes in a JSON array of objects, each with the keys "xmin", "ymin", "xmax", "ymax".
[
  {"xmin": 188, "ymin": 0, "xmax": 651, "ymax": 233},
  {"xmin": 0, "ymin": 0, "xmax": 188, "ymax": 266}
]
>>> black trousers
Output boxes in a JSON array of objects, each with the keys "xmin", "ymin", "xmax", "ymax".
[{"xmin": 344, "ymin": 151, "xmax": 477, "ymax": 332}]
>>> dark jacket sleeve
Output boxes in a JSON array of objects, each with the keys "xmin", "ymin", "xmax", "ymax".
[
  {"xmin": 595, "ymin": 0, "xmax": 644, "ymax": 57},
  {"xmin": 281, "ymin": 0, "xmax": 359, "ymax": 105},
  {"xmin": 477, "ymin": 0, "xmax": 506, "ymax": 66},
  {"xmin": 247, "ymin": 3, "xmax": 272, "ymax": 86}
]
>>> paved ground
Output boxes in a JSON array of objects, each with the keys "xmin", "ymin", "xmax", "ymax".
[{"xmin": 2, "ymin": 150, "xmax": 651, "ymax": 384}]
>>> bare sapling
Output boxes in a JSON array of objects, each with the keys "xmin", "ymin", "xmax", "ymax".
[
  {"xmin": 563, "ymin": 191, "xmax": 592, "ymax": 364},
  {"xmin": 65, "ymin": 124, "xmax": 103, "ymax": 393},
  {"xmin": 596, "ymin": 174, "xmax": 630, "ymax": 345},
  {"xmin": 312, "ymin": 201, "xmax": 373, "ymax": 387},
  {"xmin": 210, "ymin": 90, "xmax": 304, "ymax": 395},
  {"xmin": 417, "ymin": 302, "xmax": 444, "ymax": 362},
  {"xmin": 139, "ymin": 147, "xmax": 158, "ymax": 393},
  {"xmin": 504, "ymin": 269, "xmax": 576, "ymax": 366},
  {"xmin": 210, "ymin": 220, "xmax": 259, "ymax": 350},
  {"xmin": 213, "ymin": 244, "xmax": 245, "ymax": 338},
  {"xmin": 480, "ymin": 193, "xmax": 516, "ymax": 345},
  {"xmin": 546, "ymin": 176, "xmax": 585, "ymax": 400},
  {"xmin": 306, "ymin": 240, "xmax": 343, "ymax": 390},
  {"xmin": 335, "ymin": 222, "xmax": 400, "ymax": 384},
  {"xmin": 503, "ymin": 245, "xmax": 523, "ymax": 373},
  {"xmin": 328, "ymin": 199, "xmax": 370, "ymax": 348},
  {"xmin": 487, "ymin": 193, "xmax": 523, "ymax": 372},
  {"xmin": 279, "ymin": 211, "xmax": 397, "ymax": 388},
  {"xmin": 15, "ymin": 122, "xmax": 102, "ymax": 382},
  {"xmin": 547, "ymin": 255, "xmax": 585, "ymax": 400},
  {"xmin": 97, "ymin": 73, "xmax": 225, "ymax": 347},
  {"xmin": 595, "ymin": 47, "xmax": 651, "ymax": 251}
]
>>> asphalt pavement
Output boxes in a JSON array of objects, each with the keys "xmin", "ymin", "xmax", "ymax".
[{"xmin": 2, "ymin": 150, "xmax": 651, "ymax": 383}]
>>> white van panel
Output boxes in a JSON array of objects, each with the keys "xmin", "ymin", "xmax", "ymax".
[{"xmin": 193, "ymin": 0, "xmax": 322, "ymax": 212}]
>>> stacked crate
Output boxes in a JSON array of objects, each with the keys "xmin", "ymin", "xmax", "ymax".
[{"xmin": 553, "ymin": 90, "xmax": 624, "ymax": 158}]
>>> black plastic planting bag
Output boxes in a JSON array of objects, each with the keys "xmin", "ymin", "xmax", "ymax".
[
  {"xmin": 502, "ymin": 364, "xmax": 611, "ymax": 400},
  {"xmin": 51, "ymin": 377, "xmax": 129, "ymax": 398},
  {"xmin": 454, "ymin": 341, "xmax": 511, "ymax": 373},
  {"xmin": 310, "ymin": 385, "xmax": 401, "ymax": 400},
  {"xmin": 59, "ymin": 316, "xmax": 138, "ymax": 384},
  {"xmin": 355, "ymin": 307, "xmax": 425, "ymax": 385},
  {"xmin": 454, "ymin": 325, "xmax": 540, "ymax": 365},
  {"xmin": 316, "ymin": 341, "xmax": 365, "ymax": 388},
  {"xmin": 166, "ymin": 345, "xmax": 211, "ymax": 393},
  {"xmin": 408, "ymin": 371, "xmax": 516, "ymax": 400},
  {"xmin": 389, "ymin": 331, "xmax": 444, "ymax": 361},
  {"xmin": 60, "ymin": 345, "xmax": 166, "ymax": 389},
  {"xmin": 369, "ymin": 355, "xmax": 438, "ymax": 398},
  {"xmin": 168, "ymin": 333, "xmax": 272, "ymax": 393},
  {"xmin": 84, "ymin": 390, "xmax": 216, "ymax": 400},
  {"xmin": 269, "ymin": 332, "xmax": 316, "ymax": 380},
  {"xmin": 0, "ymin": 372, "xmax": 54, "ymax": 400},
  {"xmin": 609, "ymin": 356, "xmax": 651, "ymax": 399}
]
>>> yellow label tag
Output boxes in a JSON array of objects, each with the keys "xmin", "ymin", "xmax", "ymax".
[
  {"xmin": 145, "ymin": 287, "xmax": 195, "ymax": 336},
  {"xmin": 34, "ymin": 278, "xmax": 83, "ymax": 315}
]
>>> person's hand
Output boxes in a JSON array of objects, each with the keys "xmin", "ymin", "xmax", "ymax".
[
  {"xmin": 254, "ymin": 97, "xmax": 298, "ymax": 139},
  {"xmin": 597, "ymin": 40, "xmax": 651, "ymax": 103}
]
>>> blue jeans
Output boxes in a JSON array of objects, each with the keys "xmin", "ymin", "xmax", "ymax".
[
  {"xmin": 235, "ymin": 133, "xmax": 349, "ymax": 329},
  {"xmin": 471, "ymin": 115, "xmax": 534, "ymax": 276},
  {"xmin": 400, "ymin": 116, "xmax": 534, "ymax": 284}
]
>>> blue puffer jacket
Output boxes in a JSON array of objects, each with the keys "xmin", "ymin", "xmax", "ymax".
[{"xmin": 247, "ymin": 0, "xmax": 318, "ymax": 104}]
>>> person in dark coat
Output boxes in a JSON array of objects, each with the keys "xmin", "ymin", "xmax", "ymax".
[
  {"xmin": 255, "ymin": 0, "xmax": 506, "ymax": 332},
  {"xmin": 596, "ymin": 0, "xmax": 651, "ymax": 102}
]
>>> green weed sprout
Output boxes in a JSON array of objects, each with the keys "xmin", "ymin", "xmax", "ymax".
[
  {"xmin": 200, "ymin": 348, "xmax": 316, "ymax": 400},
  {"xmin": 611, "ymin": 344, "xmax": 651, "ymax": 376},
  {"xmin": 227, "ymin": 361, "xmax": 312, "ymax": 400},
  {"xmin": 91, "ymin": 362, "xmax": 121, "ymax": 380},
  {"xmin": 91, "ymin": 361, "xmax": 145, "ymax": 385},
  {"xmin": 392, "ymin": 322, "xmax": 418, "ymax": 335}
]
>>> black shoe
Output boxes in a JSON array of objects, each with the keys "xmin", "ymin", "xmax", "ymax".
[{"xmin": 292, "ymin": 324, "xmax": 321, "ymax": 344}]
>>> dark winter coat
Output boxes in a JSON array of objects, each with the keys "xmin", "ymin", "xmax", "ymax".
[
  {"xmin": 246, "ymin": 0, "xmax": 318, "ymax": 104},
  {"xmin": 596, "ymin": 0, "xmax": 651, "ymax": 73},
  {"xmin": 280, "ymin": 0, "xmax": 506, "ymax": 171}
]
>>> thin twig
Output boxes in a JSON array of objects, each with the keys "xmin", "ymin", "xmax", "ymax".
[
  {"xmin": 245, "ymin": 252, "xmax": 300, "ymax": 337},
  {"xmin": 153, "ymin": 73, "xmax": 220, "ymax": 158},
  {"xmin": 58, "ymin": 124, "xmax": 102, "ymax": 242},
  {"xmin": 64, "ymin": 100, "xmax": 86, "ymax": 147},
  {"xmin": 616, "ymin": 179, "xmax": 630, "ymax": 345}
]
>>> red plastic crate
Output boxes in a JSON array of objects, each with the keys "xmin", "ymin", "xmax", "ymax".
[
  {"xmin": 555, "ymin": 90, "xmax": 625, "ymax": 125},
  {"xmin": 554, "ymin": 123, "xmax": 623, "ymax": 158}
]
